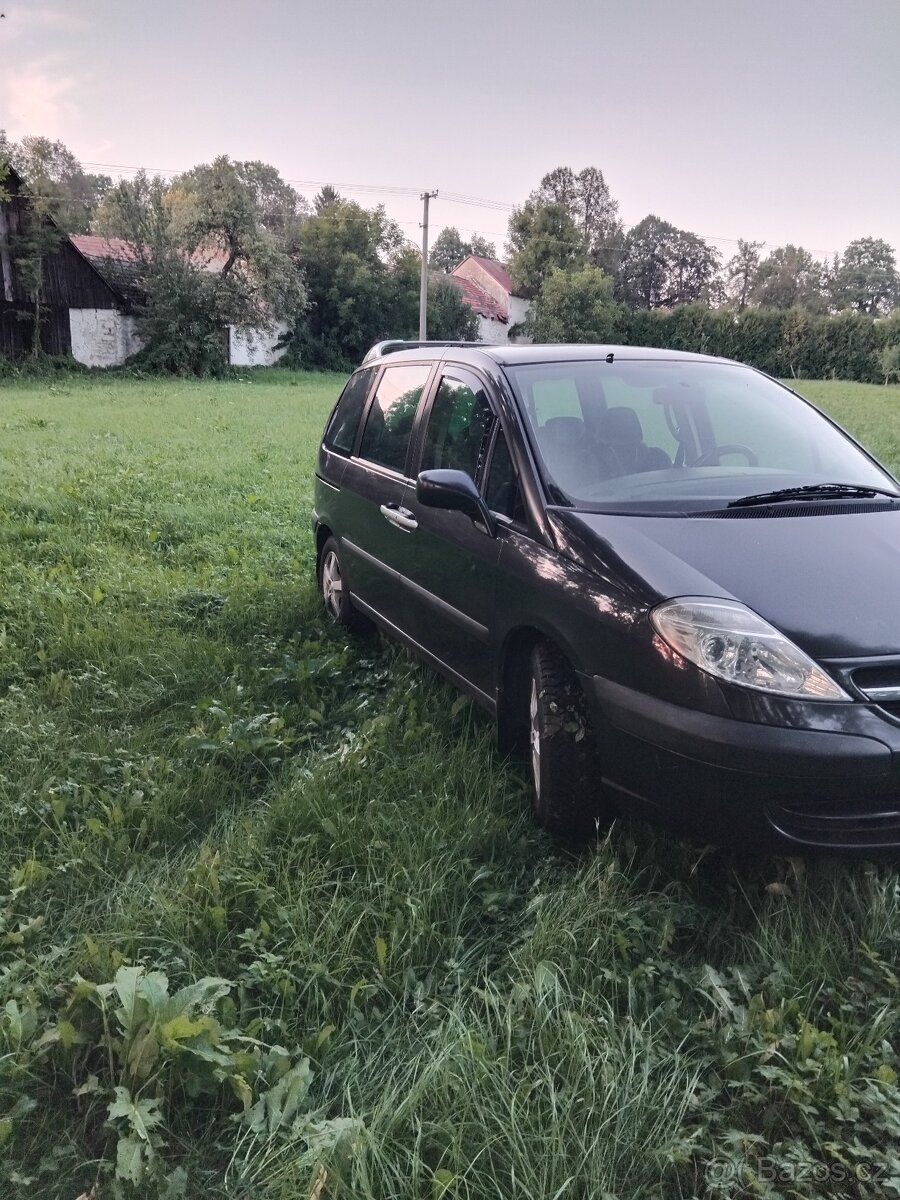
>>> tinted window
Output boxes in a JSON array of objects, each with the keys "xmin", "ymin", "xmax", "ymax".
[
  {"xmin": 507, "ymin": 360, "xmax": 898, "ymax": 513},
  {"xmin": 358, "ymin": 364, "xmax": 430, "ymax": 473},
  {"xmin": 486, "ymin": 429, "xmax": 527, "ymax": 524},
  {"xmin": 422, "ymin": 375, "xmax": 494, "ymax": 478},
  {"xmin": 324, "ymin": 368, "xmax": 374, "ymax": 455}
]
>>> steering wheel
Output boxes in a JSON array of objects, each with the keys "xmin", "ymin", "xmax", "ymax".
[{"xmin": 694, "ymin": 444, "xmax": 758, "ymax": 467}]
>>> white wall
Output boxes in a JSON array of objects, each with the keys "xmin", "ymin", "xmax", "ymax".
[
  {"xmin": 70, "ymin": 311, "xmax": 289, "ymax": 369},
  {"xmin": 507, "ymin": 296, "xmax": 532, "ymax": 343},
  {"xmin": 69, "ymin": 308, "xmax": 142, "ymax": 367},
  {"xmin": 229, "ymin": 322, "xmax": 289, "ymax": 366},
  {"xmin": 476, "ymin": 314, "xmax": 509, "ymax": 345}
]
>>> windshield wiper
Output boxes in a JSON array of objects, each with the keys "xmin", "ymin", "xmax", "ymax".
[{"xmin": 728, "ymin": 483, "xmax": 900, "ymax": 509}]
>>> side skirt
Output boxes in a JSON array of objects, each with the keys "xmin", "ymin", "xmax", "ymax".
[{"xmin": 349, "ymin": 590, "xmax": 497, "ymax": 717}]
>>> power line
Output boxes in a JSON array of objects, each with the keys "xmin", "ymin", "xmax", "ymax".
[{"xmin": 58, "ymin": 159, "xmax": 848, "ymax": 259}]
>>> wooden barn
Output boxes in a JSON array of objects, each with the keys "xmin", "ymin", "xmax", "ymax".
[{"xmin": 0, "ymin": 165, "xmax": 137, "ymax": 364}]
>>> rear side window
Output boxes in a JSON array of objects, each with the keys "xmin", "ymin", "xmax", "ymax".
[
  {"xmin": 358, "ymin": 364, "xmax": 431, "ymax": 473},
  {"xmin": 324, "ymin": 369, "xmax": 374, "ymax": 455}
]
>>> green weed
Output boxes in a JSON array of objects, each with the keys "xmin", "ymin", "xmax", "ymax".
[{"xmin": 0, "ymin": 373, "xmax": 899, "ymax": 1197}]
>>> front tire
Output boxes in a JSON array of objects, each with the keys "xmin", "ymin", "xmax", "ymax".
[
  {"xmin": 528, "ymin": 640, "xmax": 611, "ymax": 836},
  {"xmin": 318, "ymin": 537, "xmax": 370, "ymax": 633}
]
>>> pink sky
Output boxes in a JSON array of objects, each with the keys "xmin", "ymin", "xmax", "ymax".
[{"xmin": 2, "ymin": 0, "xmax": 899, "ymax": 264}]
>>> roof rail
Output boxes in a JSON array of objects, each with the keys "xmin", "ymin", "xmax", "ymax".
[{"xmin": 362, "ymin": 339, "xmax": 485, "ymax": 364}]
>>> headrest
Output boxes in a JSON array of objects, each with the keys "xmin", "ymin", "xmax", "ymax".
[
  {"xmin": 542, "ymin": 416, "xmax": 585, "ymax": 439},
  {"xmin": 597, "ymin": 406, "xmax": 643, "ymax": 445}
]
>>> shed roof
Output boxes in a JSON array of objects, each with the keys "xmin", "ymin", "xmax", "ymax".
[
  {"xmin": 70, "ymin": 235, "xmax": 231, "ymax": 304},
  {"xmin": 70, "ymin": 235, "xmax": 147, "ymax": 304},
  {"xmin": 441, "ymin": 273, "xmax": 508, "ymax": 322}
]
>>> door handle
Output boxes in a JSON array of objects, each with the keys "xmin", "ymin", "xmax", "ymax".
[{"xmin": 379, "ymin": 503, "xmax": 418, "ymax": 532}]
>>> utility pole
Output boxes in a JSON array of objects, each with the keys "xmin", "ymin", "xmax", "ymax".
[{"xmin": 419, "ymin": 190, "xmax": 438, "ymax": 341}]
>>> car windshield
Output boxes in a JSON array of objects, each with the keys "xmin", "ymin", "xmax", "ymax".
[{"xmin": 504, "ymin": 359, "xmax": 899, "ymax": 513}]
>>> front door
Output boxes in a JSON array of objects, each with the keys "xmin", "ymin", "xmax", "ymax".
[
  {"xmin": 396, "ymin": 368, "xmax": 502, "ymax": 698},
  {"xmin": 338, "ymin": 362, "xmax": 432, "ymax": 625}
]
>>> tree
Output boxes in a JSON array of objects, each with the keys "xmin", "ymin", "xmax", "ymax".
[
  {"xmin": 94, "ymin": 170, "xmax": 225, "ymax": 373},
  {"xmin": 506, "ymin": 201, "xmax": 585, "ymax": 299},
  {"xmin": 749, "ymin": 244, "xmax": 827, "ymax": 311},
  {"xmin": 314, "ymin": 184, "xmax": 340, "ymax": 214},
  {"xmin": 525, "ymin": 265, "xmax": 619, "ymax": 343},
  {"xmin": 97, "ymin": 161, "xmax": 307, "ymax": 375},
  {"xmin": 529, "ymin": 165, "xmax": 624, "ymax": 272},
  {"xmin": 725, "ymin": 240, "xmax": 763, "ymax": 311},
  {"xmin": 831, "ymin": 237, "xmax": 899, "ymax": 315},
  {"xmin": 616, "ymin": 215, "xmax": 720, "ymax": 309},
  {"xmin": 880, "ymin": 342, "xmax": 900, "ymax": 385},
  {"xmin": 221, "ymin": 160, "xmax": 308, "ymax": 239},
  {"xmin": 166, "ymin": 157, "xmax": 305, "ymax": 263},
  {"xmin": 669, "ymin": 228, "xmax": 723, "ymax": 308},
  {"xmin": 288, "ymin": 197, "xmax": 411, "ymax": 368},
  {"xmin": 167, "ymin": 158, "xmax": 306, "ymax": 335},
  {"xmin": 0, "ymin": 130, "xmax": 111, "ymax": 232},
  {"xmin": 430, "ymin": 226, "xmax": 497, "ymax": 273},
  {"xmin": 468, "ymin": 233, "xmax": 496, "ymax": 260},
  {"xmin": 426, "ymin": 278, "xmax": 480, "ymax": 340},
  {"xmin": 430, "ymin": 226, "xmax": 467, "ymax": 273}
]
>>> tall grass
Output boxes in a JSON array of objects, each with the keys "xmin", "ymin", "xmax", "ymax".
[{"xmin": 0, "ymin": 373, "xmax": 898, "ymax": 1198}]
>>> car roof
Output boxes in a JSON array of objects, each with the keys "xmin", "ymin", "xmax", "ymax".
[{"xmin": 359, "ymin": 342, "xmax": 739, "ymax": 370}]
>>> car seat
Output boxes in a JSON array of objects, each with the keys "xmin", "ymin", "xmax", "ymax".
[
  {"xmin": 596, "ymin": 407, "xmax": 672, "ymax": 477},
  {"xmin": 539, "ymin": 416, "xmax": 598, "ymax": 492}
]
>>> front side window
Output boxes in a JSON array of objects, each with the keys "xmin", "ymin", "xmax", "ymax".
[
  {"xmin": 358, "ymin": 364, "xmax": 431, "ymax": 473},
  {"xmin": 324, "ymin": 368, "xmax": 374, "ymax": 455},
  {"xmin": 485, "ymin": 429, "xmax": 527, "ymax": 524},
  {"xmin": 421, "ymin": 374, "xmax": 494, "ymax": 479},
  {"xmin": 506, "ymin": 360, "xmax": 899, "ymax": 513}
]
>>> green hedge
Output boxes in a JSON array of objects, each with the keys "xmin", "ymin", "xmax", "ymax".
[{"xmin": 569, "ymin": 305, "xmax": 900, "ymax": 383}]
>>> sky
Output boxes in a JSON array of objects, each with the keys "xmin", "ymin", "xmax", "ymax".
[{"xmin": 2, "ymin": 0, "xmax": 899, "ymax": 265}]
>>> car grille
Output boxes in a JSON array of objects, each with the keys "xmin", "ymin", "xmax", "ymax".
[
  {"xmin": 768, "ymin": 796, "xmax": 900, "ymax": 846},
  {"xmin": 852, "ymin": 666, "xmax": 900, "ymax": 720}
]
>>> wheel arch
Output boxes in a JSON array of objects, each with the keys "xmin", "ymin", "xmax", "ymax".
[
  {"xmin": 497, "ymin": 624, "xmax": 557, "ymax": 753},
  {"xmin": 496, "ymin": 619, "xmax": 596, "ymax": 753},
  {"xmin": 314, "ymin": 522, "xmax": 334, "ymax": 571}
]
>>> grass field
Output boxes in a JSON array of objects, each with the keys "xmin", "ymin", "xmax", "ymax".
[{"xmin": 1, "ymin": 372, "xmax": 900, "ymax": 1199}]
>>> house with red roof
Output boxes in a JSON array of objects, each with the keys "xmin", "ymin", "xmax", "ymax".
[{"xmin": 445, "ymin": 254, "xmax": 531, "ymax": 345}]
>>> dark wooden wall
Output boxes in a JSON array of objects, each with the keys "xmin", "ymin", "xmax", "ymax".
[
  {"xmin": 0, "ymin": 166, "xmax": 120, "ymax": 359},
  {"xmin": 42, "ymin": 239, "xmax": 120, "ymax": 308},
  {"xmin": 0, "ymin": 302, "xmax": 71, "ymax": 358}
]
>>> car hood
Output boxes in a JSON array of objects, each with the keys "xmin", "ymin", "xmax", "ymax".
[{"xmin": 551, "ymin": 508, "xmax": 900, "ymax": 660}]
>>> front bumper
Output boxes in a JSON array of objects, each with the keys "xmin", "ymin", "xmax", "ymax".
[{"xmin": 583, "ymin": 675, "xmax": 900, "ymax": 851}]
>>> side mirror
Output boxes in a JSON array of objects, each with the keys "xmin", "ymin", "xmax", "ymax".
[{"xmin": 416, "ymin": 469, "xmax": 496, "ymax": 537}]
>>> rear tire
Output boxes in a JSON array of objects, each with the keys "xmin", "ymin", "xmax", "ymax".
[
  {"xmin": 528, "ymin": 640, "xmax": 611, "ymax": 837},
  {"xmin": 318, "ymin": 537, "xmax": 371, "ymax": 633}
]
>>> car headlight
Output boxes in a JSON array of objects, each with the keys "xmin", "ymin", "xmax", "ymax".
[{"xmin": 650, "ymin": 597, "xmax": 849, "ymax": 701}]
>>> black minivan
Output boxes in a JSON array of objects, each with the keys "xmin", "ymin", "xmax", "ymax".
[{"xmin": 312, "ymin": 341, "xmax": 900, "ymax": 851}]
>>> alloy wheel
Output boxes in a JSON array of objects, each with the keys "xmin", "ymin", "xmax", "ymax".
[
  {"xmin": 529, "ymin": 675, "xmax": 541, "ymax": 799},
  {"xmin": 321, "ymin": 549, "xmax": 343, "ymax": 620}
]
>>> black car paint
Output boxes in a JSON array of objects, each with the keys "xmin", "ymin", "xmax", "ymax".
[{"xmin": 313, "ymin": 345, "xmax": 900, "ymax": 851}]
